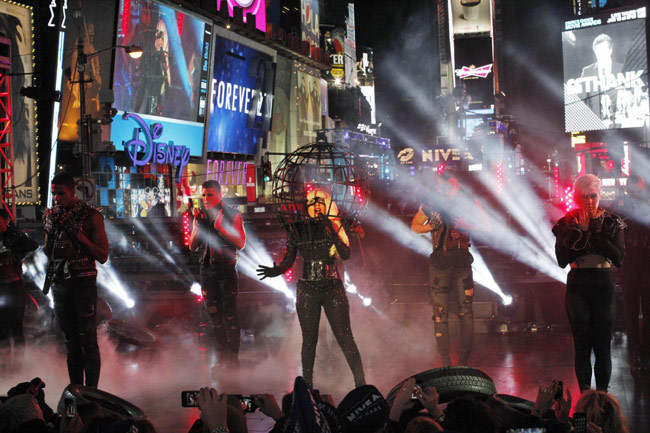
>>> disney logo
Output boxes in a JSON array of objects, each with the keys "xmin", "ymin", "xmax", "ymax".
[{"xmin": 122, "ymin": 113, "xmax": 190, "ymax": 183}]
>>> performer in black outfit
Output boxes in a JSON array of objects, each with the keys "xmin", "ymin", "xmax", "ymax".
[
  {"xmin": 553, "ymin": 174, "xmax": 625, "ymax": 392},
  {"xmin": 0, "ymin": 209, "xmax": 38, "ymax": 373},
  {"xmin": 43, "ymin": 172, "xmax": 109, "ymax": 387},
  {"xmin": 257, "ymin": 189, "xmax": 365, "ymax": 388},
  {"xmin": 190, "ymin": 180, "xmax": 246, "ymax": 370}
]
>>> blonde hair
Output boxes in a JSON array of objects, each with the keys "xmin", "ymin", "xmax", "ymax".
[
  {"xmin": 575, "ymin": 390, "xmax": 629, "ymax": 433},
  {"xmin": 306, "ymin": 189, "xmax": 349, "ymax": 254},
  {"xmin": 574, "ymin": 174, "xmax": 600, "ymax": 196}
]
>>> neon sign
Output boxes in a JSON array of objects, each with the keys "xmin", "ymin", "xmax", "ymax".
[
  {"xmin": 206, "ymin": 159, "xmax": 248, "ymax": 186},
  {"xmin": 122, "ymin": 113, "xmax": 190, "ymax": 183},
  {"xmin": 216, "ymin": 0, "xmax": 266, "ymax": 33},
  {"xmin": 455, "ymin": 64, "xmax": 493, "ymax": 79}
]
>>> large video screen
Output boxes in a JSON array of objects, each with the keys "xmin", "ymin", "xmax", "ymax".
[
  {"xmin": 563, "ymin": 7, "xmax": 648, "ymax": 132},
  {"xmin": 111, "ymin": 0, "xmax": 212, "ymax": 157},
  {"xmin": 207, "ymin": 32, "xmax": 275, "ymax": 155}
]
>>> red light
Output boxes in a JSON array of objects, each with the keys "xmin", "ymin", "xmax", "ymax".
[
  {"xmin": 437, "ymin": 164, "xmax": 446, "ymax": 175},
  {"xmin": 182, "ymin": 212, "xmax": 191, "ymax": 247},
  {"xmin": 284, "ymin": 269, "xmax": 293, "ymax": 283},
  {"xmin": 196, "ymin": 293, "xmax": 204, "ymax": 303},
  {"xmin": 305, "ymin": 183, "xmax": 314, "ymax": 193}
]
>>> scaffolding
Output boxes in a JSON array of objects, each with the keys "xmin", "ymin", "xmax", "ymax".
[{"xmin": 0, "ymin": 35, "xmax": 14, "ymax": 220}]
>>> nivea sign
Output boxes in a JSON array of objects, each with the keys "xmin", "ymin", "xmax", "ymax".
[{"xmin": 122, "ymin": 113, "xmax": 190, "ymax": 183}]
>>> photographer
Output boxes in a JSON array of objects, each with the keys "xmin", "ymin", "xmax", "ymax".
[{"xmin": 189, "ymin": 181, "xmax": 246, "ymax": 373}]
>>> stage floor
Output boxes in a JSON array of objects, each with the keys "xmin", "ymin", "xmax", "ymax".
[{"xmin": 2, "ymin": 315, "xmax": 648, "ymax": 433}]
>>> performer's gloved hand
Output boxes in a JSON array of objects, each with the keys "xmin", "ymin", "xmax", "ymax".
[{"xmin": 257, "ymin": 262, "xmax": 282, "ymax": 280}]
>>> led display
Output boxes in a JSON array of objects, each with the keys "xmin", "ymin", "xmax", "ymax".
[
  {"xmin": 563, "ymin": 7, "xmax": 648, "ymax": 132},
  {"xmin": 111, "ymin": 0, "xmax": 212, "ymax": 157}
]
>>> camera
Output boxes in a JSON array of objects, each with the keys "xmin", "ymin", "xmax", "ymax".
[
  {"xmin": 506, "ymin": 429, "xmax": 546, "ymax": 433},
  {"xmin": 554, "ymin": 381, "xmax": 563, "ymax": 400},
  {"xmin": 573, "ymin": 412, "xmax": 587, "ymax": 433},
  {"xmin": 232, "ymin": 395, "xmax": 258, "ymax": 413},
  {"xmin": 411, "ymin": 384, "xmax": 422, "ymax": 400},
  {"xmin": 181, "ymin": 391, "xmax": 200, "ymax": 408},
  {"xmin": 64, "ymin": 397, "xmax": 77, "ymax": 419}
]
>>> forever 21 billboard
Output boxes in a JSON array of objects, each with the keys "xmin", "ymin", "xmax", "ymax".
[{"xmin": 207, "ymin": 30, "xmax": 276, "ymax": 155}]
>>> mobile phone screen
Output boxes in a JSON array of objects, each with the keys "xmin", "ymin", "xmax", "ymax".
[
  {"xmin": 181, "ymin": 391, "xmax": 201, "ymax": 407},
  {"xmin": 573, "ymin": 412, "xmax": 587, "ymax": 433},
  {"xmin": 64, "ymin": 398, "xmax": 76, "ymax": 419}
]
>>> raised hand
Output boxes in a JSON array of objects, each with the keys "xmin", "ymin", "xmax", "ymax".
[{"xmin": 257, "ymin": 262, "xmax": 280, "ymax": 280}]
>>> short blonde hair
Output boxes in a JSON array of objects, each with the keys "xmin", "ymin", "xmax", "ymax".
[{"xmin": 574, "ymin": 174, "xmax": 600, "ymax": 196}]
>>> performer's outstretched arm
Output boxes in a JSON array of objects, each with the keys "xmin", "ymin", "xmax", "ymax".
[{"xmin": 256, "ymin": 237, "xmax": 297, "ymax": 280}]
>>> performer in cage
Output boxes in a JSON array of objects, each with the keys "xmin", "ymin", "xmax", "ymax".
[
  {"xmin": 43, "ymin": 172, "xmax": 108, "ymax": 388},
  {"xmin": 257, "ymin": 188, "xmax": 365, "ymax": 388}
]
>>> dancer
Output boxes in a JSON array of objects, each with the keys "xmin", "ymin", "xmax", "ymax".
[
  {"xmin": 553, "ymin": 174, "xmax": 625, "ymax": 392},
  {"xmin": 190, "ymin": 180, "xmax": 246, "ymax": 370},
  {"xmin": 0, "ymin": 209, "xmax": 38, "ymax": 373},
  {"xmin": 257, "ymin": 188, "xmax": 365, "ymax": 388},
  {"xmin": 411, "ymin": 171, "xmax": 488, "ymax": 367},
  {"xmin": 43, "ymin": 172, "xmax": 108, "ymax": 387}
]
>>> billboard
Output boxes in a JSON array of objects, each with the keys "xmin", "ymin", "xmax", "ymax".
[
  {"xmin": 111, "ymin": 0, "xmax": 212, "ymax": 158},
  {"xmin": 563, "ymin": 7, "xmax": 648, "ymax": 132},
  {"xmin": 216, "ymin": 0, "xmax": 267, "ymax": 33},
  {"xmin": 300, "ymin": 0, "xmax": 319, "ymax": 48},
  {"xmin": 207, "ymin": 30, "xmax": 275, "ymax": 155},
  {"xmin": 296, "ymin": 70, "xmax": 321, "ymax": 146},
  {"xmin": 58, "ymin": 0, "xmax": 117, "ymax": 143},
  {"xmin": 450, "ymin": 0, "xmax": 491, "ymax": 35},
  {"xmin": 454, "ymin": 36, "xmax": 494, "ymax": 109},
  {"xmin": 0, "ymin": 1, "xmax": 37, "ymax": 204}
]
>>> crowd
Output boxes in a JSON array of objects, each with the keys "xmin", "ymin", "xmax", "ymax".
[{"xmin": 0, "ymin": 372, "xmax": 631, "ymax": 433}]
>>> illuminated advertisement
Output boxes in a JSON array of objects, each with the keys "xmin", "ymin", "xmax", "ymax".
[
  {"xmin": 111, "ymin": 0, "xmax": 212, "ymax": 157},
  {"xmin": 207, "ymin": 31, "xmax": 275, "ymax": 155},
  {"xmin": 449, "ymin": 0, "xmax": 492, "ymax": 35},
  {"xmin": 269, "ymin": 56, "xmax": 291, "ymax": 150},
  {"xmin": 0, "ymin": 1, "xmax": 37, "ymax": 204},
  {"xmin": 345, "ymin": 3, "xmax": 357, "ymax": 85},
  {"xmin": 216, "ymin": 0, "xmax": 266, "ymax": 33},
  {"xmin": 563, "ymin": 7, "xmax": 648, "ymax": 132},
  {"xmin": 454, "ymin": 37, "xmax": 494, "ymax": 109},
  {"xmin": 58, "ymin": 0, "xmax": 117, "ymax": 143},
  {"xmin": 296, "ymin": 70, "xmax": 321, "ymax": 145},
  {"xmin": 300, "ymin": 0, "xmax": 319, "ymax": 48}
]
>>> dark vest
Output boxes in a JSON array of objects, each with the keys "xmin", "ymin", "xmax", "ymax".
[{"xmin": 199, "ymin": 205, "xmax": 240, "ymax": 265}]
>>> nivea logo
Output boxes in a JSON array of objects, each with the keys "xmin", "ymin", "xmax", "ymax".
[{"xmin": 123, "ymin": 113, "xmax": 190, "ymax": 183}]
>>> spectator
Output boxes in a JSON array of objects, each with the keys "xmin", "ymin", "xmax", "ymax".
[
  {"xmin": 574, "ymin": 390, "xmax": 629, "ymax": 433},
  {"xmin": 442, "ymin": 395, "xmax": 495, "ymax": 433}
]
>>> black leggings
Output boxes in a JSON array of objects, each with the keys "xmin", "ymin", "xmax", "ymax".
[
  {"xmin": 296, "ymin": 279, "xmax": 365, "ymax": 388},
  {"xmin": 566, "ymin": 268, "xmax": 616, "ymax": 391},
  {"xmin": 0, "ymin": 280, "xmax": 27, "ymax": 371}
]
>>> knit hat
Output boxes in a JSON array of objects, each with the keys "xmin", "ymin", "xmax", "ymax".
[{"xmin": 337, "ymin": 385, "xmax": 389, "ymax": 433}]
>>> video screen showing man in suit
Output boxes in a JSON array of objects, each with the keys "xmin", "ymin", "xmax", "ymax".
[{"xmin": 563, "ymin": 15, "xmax": 648, "ymax": 132}]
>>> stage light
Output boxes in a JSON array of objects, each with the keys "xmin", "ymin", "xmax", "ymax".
[{"xmin": 362, "ymin": 297, "xmax": 372, "ymax": 307}]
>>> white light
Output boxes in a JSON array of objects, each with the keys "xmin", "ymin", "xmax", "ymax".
[
  {"xmin": 190, "ymin": 282, "xmax": 202, "ymax": 296},
  {"xmin": 334, "ymin": 78, "xmax": 341, "ymax": 86},
  {"xmin": 125, "ymin": 299, "xmax": 136, "ymax": 309},
  {"xmin": 502, "ymin": 294, "xmax": 513, "ymax": 306},
  {"xmin": 468, "ymin": 163, "xmax": 483, "ymax": 172},
  {"xmin": 362, "ymin": 297, "xmax": 372, "ymax": 307}
]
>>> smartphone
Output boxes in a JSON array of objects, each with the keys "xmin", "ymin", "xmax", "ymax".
[
  {"xmin": 554, "ymin": 381, "xmax": 563, "ymax": 400},
  {"xmin": 573, "ymin": 412, "xmax": 587, "ymax": 433},
  {"xmin": 506, "ymin": 429, "xmax": 546, "ymax": 433},
  {"xmin": 64, "ymin": 397, "xmax": 77, "ymax": 419},
  {"xmin": 411, "ymin": 384, "xmax": 422, "ymax": 400},
  {"xmin": 232, "ymin": 395, "xmax": 257, "ymax": 413},
  {"xmin": 181, "ymin": 391, "xmax": 200, "ymax": 408}
]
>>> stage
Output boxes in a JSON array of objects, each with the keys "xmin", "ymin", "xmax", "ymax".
[{"xmin": 2, "ymin": 299, "xmax": 648, "ymax": 433}]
